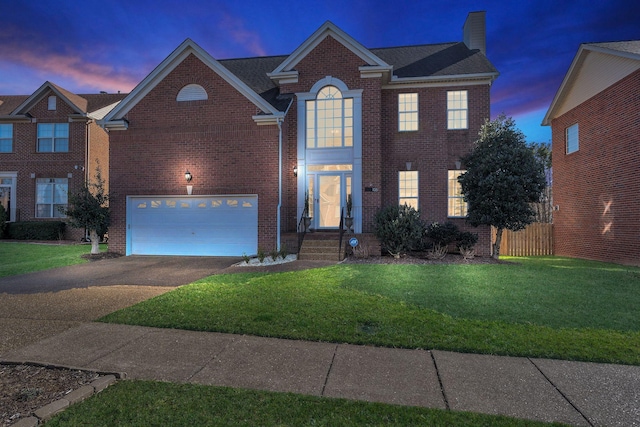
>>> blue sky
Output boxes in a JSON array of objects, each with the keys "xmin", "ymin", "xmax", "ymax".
[{"xmin": 1, "ymin": 0, "xmax": 638, "ymax": 142}]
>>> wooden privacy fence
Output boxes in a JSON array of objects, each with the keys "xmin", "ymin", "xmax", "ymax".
[{"xmin": 492, "ymin": 223, "xmax": 553, "ymax": 256}]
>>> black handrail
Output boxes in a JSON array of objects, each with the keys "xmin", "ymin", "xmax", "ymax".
[
  {"xmin": 338, "ymin": 207, "xmax": 345, "ymax": 261},
  {"xmin": 297, "ymin": 214, "xmax": 306, "ymax": 255}
]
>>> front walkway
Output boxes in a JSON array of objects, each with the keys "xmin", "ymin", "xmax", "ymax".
[{"xmin": 4, "ymin": 322, "xmax": 640, "ymax": 426}]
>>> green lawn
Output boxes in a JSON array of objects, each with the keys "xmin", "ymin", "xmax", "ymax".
[
  {"xmin": 101, "ymin": 256, "xmax": 640, "ymax": 365},
  {"xmin": 0, "ymin": 242, "xmax": 106, "ymax": 277},
  {"xmin": 47, "ymin": 380, "xmax": 569, "ymax": 427}
]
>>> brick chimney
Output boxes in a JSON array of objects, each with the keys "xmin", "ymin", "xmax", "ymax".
[{"xmin": 463, "ymin": 11, "xmax": 486, "ymax": 55}]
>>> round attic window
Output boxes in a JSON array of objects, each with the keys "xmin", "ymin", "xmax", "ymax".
[{"xmin": 177, "ymin": 84, "xmax": 208, "ymax": 102}]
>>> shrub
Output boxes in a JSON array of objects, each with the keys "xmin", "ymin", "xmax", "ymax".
[
  {"xmin": 7, "ymin": 221, "xmax": 66, "ymax": 240},
  {"xmin": 373, "ymin": 205, "xmax": 424, "ymax": 258},
  {"xmin": 457, "ymin": 231, "xmax": 479, "ymax": 259},
  {"xmin": 257, "ymin": 247, "xmax": 266, "ymax": 263},
  {"xmin": 425, "ymin": 222, "xmax": 459, "ymax": 259},
  {"xmin": 0, "ymin": 204, "xmax": 7, "ymax": 238},
  {"xmin": 279, "ymin": 243, "xmax": 288, "ymax": 260}
]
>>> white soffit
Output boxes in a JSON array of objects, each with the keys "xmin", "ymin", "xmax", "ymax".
[
  {"xmin": 557, "ymin": 51, "xmax": 640, "ymax": 117},
  {"xmin": 543, "ymin": 44, "xmax": 640, "ymax": 125}
]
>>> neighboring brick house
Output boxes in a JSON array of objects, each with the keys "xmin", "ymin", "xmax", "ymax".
[
  {"xmin": 101, "ymin": 12, "xmax": 498, "ymax": 257},
  {"xmin": 543, "ymin": 41, "xmax": 640, "ymax": 266},
  {"xmin": 0, "ymin": 82, "xmax": 126, "ymax": 240}
]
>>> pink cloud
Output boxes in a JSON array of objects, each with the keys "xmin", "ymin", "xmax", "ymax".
[
  {"xmin": 0, "ymin": 47, "xmax": 140, "ymax": 94},
  {"xmin": 219, "ymin": 14, "xmax": 267, "ymax": 57}
]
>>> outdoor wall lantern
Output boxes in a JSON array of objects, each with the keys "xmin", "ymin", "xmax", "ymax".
[
  {"xmin": 185, "ymin": 170, "xmax": 193, "ymax": 182},
  {"xmin": 293, "ymin": 166, "xmax": 298, "ymax": 177}
]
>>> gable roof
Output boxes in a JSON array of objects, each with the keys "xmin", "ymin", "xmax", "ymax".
[
  {"xmin": 0, "ymin": 82, "xmax": 126, "ymax": 121},
  {"xmin": 543, "ymin": 40, "xmax": 640, "ymax": 125},
  {"xmin": 101, "ymin": 38, "xmax": 286, "ymax": 129},
  {"xmin": 268, "ymin": 21, "xmax": 392, "ymax": 84}
]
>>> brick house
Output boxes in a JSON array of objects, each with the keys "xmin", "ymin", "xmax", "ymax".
[
  {"xmin": 0, "ymin": 82, "xmax": 126, "ymax": 240},
  {"xmin": 101, "ymin": 12, "xmax": 498, "ymax": 257},
  {"xmin": 543, "ymin": 41, "xmax": 640, "ymax": 266}
]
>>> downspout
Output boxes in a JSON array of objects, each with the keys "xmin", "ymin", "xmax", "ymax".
[{"xmin": 276, "ymin": 118, "xmax": 283, "ymax": 251}]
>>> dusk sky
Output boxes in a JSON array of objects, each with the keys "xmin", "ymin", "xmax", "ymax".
[{"xmin": 1, "ymin": 0, "xmax": 639, "ymax": 142}]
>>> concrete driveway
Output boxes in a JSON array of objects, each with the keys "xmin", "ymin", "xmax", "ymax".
[
  {"xmin": 0, "ymin": 255, "xmax": 242, "ymax": 294},
  {"xmin": 0, "ymin": 256, "xmax": 241, "ymax": 356}
]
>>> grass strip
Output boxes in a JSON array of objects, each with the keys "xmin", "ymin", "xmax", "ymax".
[
  {"xmin": 0, "ymin": 242, "xmax": 106, "ymax": 277},
  {"xmin": 100, "ymin": 259, "xmax": 640, "ymax": 365},
  {"xmin": 46, "ymin": 380, "xmax": 570, "ymax": 427}
]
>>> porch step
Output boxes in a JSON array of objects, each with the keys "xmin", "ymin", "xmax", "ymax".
[{"xmin": 298, "ymin": 236, "xmax": 343, "ymax": 261}]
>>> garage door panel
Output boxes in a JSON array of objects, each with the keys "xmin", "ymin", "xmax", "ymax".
[{"xmin": 127, "ymin": 195, "xmax": 258, "ymax": 256}]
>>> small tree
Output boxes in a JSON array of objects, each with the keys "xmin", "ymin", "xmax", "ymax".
[
  {"xmin": 374, "ymin": 204, "xmax": 424, "ymax": 258},
  {"xmin": 530, "ymin": 142, "xmax": 553, "ymax": 223},
  {"xmin": 458, "ymin": 115, "xmax": 546, "ymax": 259},
  {"xmin": 61, "ymin": 163, "xmax": 110, "ymax": 254}
]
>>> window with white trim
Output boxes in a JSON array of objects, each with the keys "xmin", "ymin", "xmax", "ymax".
[
  {"xmin": 48, "ymin": 96, "xmax": 56, "ymax": 110},
  {"xmin": 37, "ymin": 123, "xmax": 69, "ymax": 152},
  {"xmin": 36, "ymin": 178, "xmax": 67, "ymax": 218},
  {"xmin": 447, "ymin": 90, "xmax": 468, "ymax": 129},
  {"xmin": 0, "ymin": 124, "xmax": 12, "ymax": 152},
  {"xmin": 448, "ymin": 170, "xmax": 468, "ymax": 217},
  {"xmin": 399, "ymin": 171, "xmax": 419, "ymax": 210},
  {"xmin": 398, "ymin": 93, "xmax": 418, "ymax": 131},
  {"xmin": 306, "ymin": 85, "xmax": 353, "ymax": 148},
  {"xmin": 566, "ymin": 123, "xmax": 579, "ymax": 154}
]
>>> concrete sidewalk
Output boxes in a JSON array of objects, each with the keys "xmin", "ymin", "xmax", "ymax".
[{"xmin": 3, "ymin": 322, "xmax": 639, "ymax": 426}]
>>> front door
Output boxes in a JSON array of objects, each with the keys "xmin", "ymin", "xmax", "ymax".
[
  {"xmin": 318, "ymin": 174, "xmax": 341, "ymax": 228},
  {"xmin": 307, "ymin": 172, "xmax": 351, "ymax": 230}
]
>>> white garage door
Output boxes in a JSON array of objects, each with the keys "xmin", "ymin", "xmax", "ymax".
[{"xmin": 127, "ymin": 195, "xmax": 258, "ymax": 256}]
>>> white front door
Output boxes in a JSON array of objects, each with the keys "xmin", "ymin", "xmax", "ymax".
[
  {"xmin": 307, "ymin": 172, "xmax": 351, "ymax": 230},
  {"xmin": 0, "ymin": 174, "xmax": 16, "ymax": 222}
]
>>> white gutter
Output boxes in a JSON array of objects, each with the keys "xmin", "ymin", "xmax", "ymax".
[{"xmin": 276, "ymin": 117, "xmax": 283, "ymax": 251}]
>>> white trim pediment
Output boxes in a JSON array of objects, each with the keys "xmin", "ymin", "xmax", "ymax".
[
  {"xmin": 268, "ymin": 21, "xmax": 391, "ymax": 84},
  {"xmin": 101, "ymin": 39, "xmax": 282, "ymax": 129},
  {"xmin": 11, "ymin": 81, "xmax": 86, "ymax": 117},
  {"xmin": 543, "ymin": 43, "xmax": 640, "ymax": 125}
]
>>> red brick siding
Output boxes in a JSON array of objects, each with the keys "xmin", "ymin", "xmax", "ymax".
[
  {"xmin": 108, "ymin": 54, "xmax": 280, "ymax": 254},
  {"xmin": 0, "ymin": 89, "xmax": 91, "ymax": 240},
  {"xmin": 381, "ymin": 85, "xmax": 492, "ymax": 256},
  {"xmin": 277, "ymin": 36, "xmax": 492, "ymax": 255},
  {"xmin": 551, "ymin": 68, "xmax": 640, "ymax": 266}
]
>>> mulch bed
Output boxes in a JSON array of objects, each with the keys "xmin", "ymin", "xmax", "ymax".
[{"xmin": 0, "ymin": 364, "xmax": 100, "ymax": 427}]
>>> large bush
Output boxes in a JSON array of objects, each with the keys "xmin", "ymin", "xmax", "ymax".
[
  {"xmin": 6, "ymin": 221, "xmax": 66, "ymax": 240},
  {"xmin": 374, "ymin": 205, "xmax": 424, "ymax": 258},
  {"xmin": 424, "ymin": 222, "xmax": 459, "ymax": 259}
]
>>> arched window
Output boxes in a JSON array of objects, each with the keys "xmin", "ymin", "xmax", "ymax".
[
  {"xmin": 176, "ymin": 84, "xmax": 208, "ymax": 102},
  {"xmin": 306, "ymin": 85, "xmax": 353, "ymax": 148}
]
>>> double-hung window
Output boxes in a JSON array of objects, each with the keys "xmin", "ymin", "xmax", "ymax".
[
  {"xmin": 448, "ymin": 170, "xmax": 468, "ymax": 217},
  {"xmin": 447, "ymin": 90, "xmax": 468, "ymax": 129},
  {"xmin": 399, "ymin": 171, "xmax": 419, "ymax": 210},
  {"xmin": 0, "ymin": 124, "xmax": 12, "ymax": 152},
  {"xmin": 398, "ymin": 93, "xmax": 418, "ymax": 131},
  {"xmin": 36, "ymin": 178, "xmax": 67, "ymax": 218},
  {"xmin": 37, "ymin": 123, "xmax": 69, "ymax": 152},
  {"xmin": 566, "ymin": 123, "xmax": 579, "ymax": 154},
  {"xmin": 306, "ymin": 86, "xmax": 353, "ymax": 148}
]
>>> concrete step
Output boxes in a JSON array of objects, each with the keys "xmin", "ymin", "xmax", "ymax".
[{"xmin": 299, "ymin": 237, "xmax": 344, "ymax": 261}]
